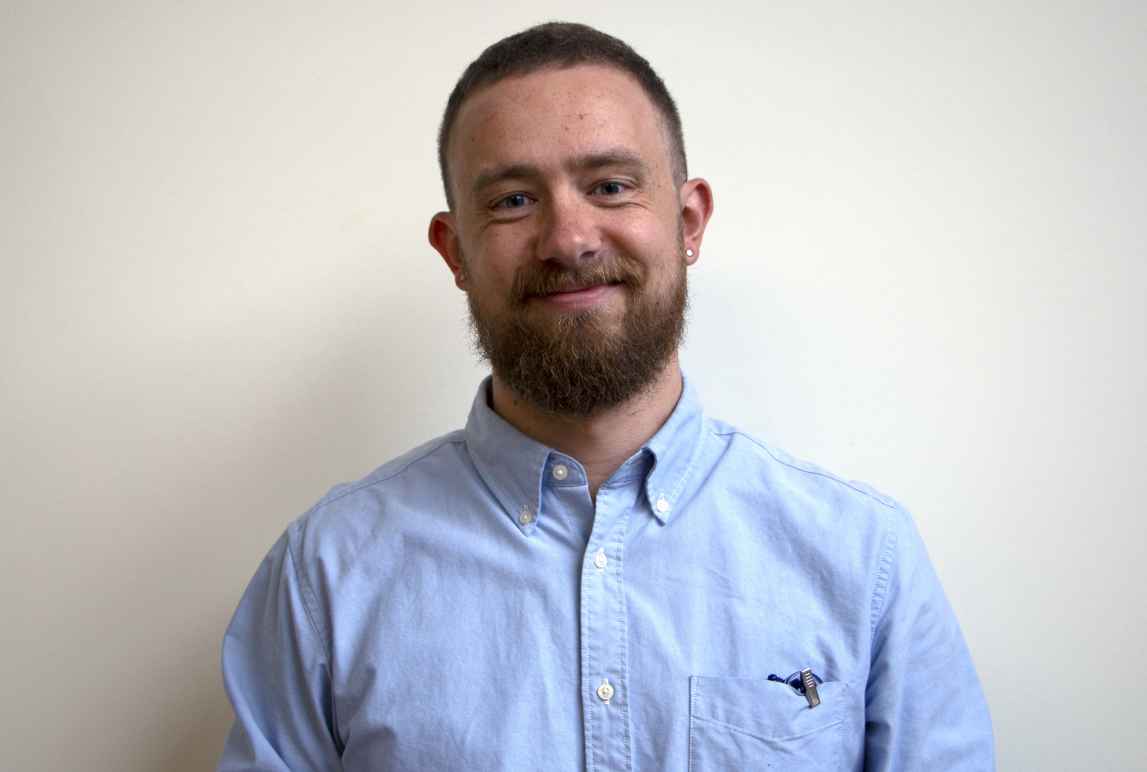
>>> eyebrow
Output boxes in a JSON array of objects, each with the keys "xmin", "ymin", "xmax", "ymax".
[{"xmin": 470, "ymin": 149, "xmax": 650, "ymax": 197}]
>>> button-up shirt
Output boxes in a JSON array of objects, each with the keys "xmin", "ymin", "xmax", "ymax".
[{"xmin": 218, "ymin": 376, "xmax": 994, "ymax": 770}]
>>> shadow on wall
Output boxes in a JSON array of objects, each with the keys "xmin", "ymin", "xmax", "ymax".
[
  {"xmin": 126, "ymin": 254, "xmax": 468, "ymax": 772},
  {"xmin": 158, "ymin": 640, "xmax": 233, "ymax": 771},
  {"xmin": 143, "ymin": 311, "xmax": 406, "ymax": 771}
]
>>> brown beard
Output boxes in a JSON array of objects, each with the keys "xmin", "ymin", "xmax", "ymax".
[{"xmin": 466, "ymin": 248, "xmax": 688, "ymax": 418}]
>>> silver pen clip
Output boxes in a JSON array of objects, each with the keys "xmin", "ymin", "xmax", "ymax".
[{"xmin": 800, "ymin": 668, "xmax": 821, "ymax": 709}]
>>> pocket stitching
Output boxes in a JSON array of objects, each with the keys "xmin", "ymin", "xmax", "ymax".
[
  {"xmin": 688, "ymin": 682, "xmax": 698, "ymax": 772},
  {"xmin": 690, "ymin": 712, "xmax": 845, "ymax": 744},
  {"xmin": 691, "ymin": 677, "xmax": 847, "ymax": 737}
]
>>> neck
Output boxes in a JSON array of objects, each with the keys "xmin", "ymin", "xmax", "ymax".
[{"xmin": 490, "ymin": 357, "xmax": 684, "ymax": 498}]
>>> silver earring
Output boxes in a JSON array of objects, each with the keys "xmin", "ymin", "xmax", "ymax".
[{"xmin": 685, "ymin": 248, "xmax": 695, "ymax": 258}]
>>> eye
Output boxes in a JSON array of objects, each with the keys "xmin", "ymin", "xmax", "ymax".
[
  {"xmin": 591, "ymin": 180, "xmax": 629, "ymax": 196},
  {"xmin": 493, "ymin": 192, "xmax": 534, "ymax": 210}
]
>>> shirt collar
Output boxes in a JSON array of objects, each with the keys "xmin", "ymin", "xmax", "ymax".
[
  {"xmin": 463, "ymin": 373, "xmax": 706, "ymax": 533},
  {"xmin": 640, "ymin": 373, "xmax": 706, "ymax": 524}
]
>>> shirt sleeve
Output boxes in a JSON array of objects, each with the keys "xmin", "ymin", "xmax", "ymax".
[
  {"xmin": 864, "ymin": 507, "xmax": 995, "ymax": 771},
  {"xmin": 217, "ymin": 526, "xmax": 343, "ymax": 771}
]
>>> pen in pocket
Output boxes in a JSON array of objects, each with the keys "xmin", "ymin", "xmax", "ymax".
[{"xmin": 767, "ymin": 668, "xmax": 822, "ymax": 708}]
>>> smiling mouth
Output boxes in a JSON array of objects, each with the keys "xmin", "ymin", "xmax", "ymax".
[
  {"xmin": 529, "ymin": 281, "xmax": 624, "ymax": 309},
  {"xmin": 541, "ymin": 281, "xmax": 624, "ymax": 297}
]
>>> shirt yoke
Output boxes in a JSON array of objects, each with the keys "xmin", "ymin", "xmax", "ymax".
[
  {"xmin": 285, "ymin": 430, "xmax": 469, "ymax": 603},
  {"xmin": 707, "ymin": 417, "xmax": 900, "ymax": 512},
  {"xmin": 317, "ymin": 430, "xmax": 469, "ymax": 509}
]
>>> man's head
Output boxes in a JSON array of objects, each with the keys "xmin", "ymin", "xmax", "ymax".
[
  {"xmin": 436, "ymin": 22, "xmax": 688, "ymax": 211},
  {"xmin": 428, "ymin": 23, "xmax": 713, "ymax": 417}
]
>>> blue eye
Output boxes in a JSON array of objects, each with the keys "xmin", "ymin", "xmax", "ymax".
[{"xmin": 495, "ymin": 193, "xmax": 531, "ymax": 209}]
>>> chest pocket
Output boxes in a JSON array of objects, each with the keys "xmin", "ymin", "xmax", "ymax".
[{"xmin": 688, "ymin": 675, "xmax": 848, "ymax": 771}]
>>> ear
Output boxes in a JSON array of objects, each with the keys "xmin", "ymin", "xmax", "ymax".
[
  {"xmin": 678, "ymin": 178, "xmax": 714, "ymax": 265},
  {"xmin": 428, "ymin": 211, "xmax": 467, "ymax": 290}
]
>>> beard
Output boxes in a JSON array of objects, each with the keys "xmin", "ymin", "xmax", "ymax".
[{"xmin": 465, "ymin": 244, "xmax": 688, "ymax": 418}]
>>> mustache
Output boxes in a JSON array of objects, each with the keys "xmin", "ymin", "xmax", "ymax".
[{"xmin": 511, "ymin": 258, "xmax": 643, "ymax": 303}]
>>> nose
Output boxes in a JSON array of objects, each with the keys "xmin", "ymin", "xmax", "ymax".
[{"xmin": 534, "ymin": 190, "xmax": 601, "ymax": 268}]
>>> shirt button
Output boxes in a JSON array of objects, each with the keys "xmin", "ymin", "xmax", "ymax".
[
  {"xmin": 552, "ymin": 463, "xmax": 569, "ymax": 481},
  {"xmin": 518, "ymin": 506, "xmax": 535, "ymax": 525},
  {"xmin": 655, "ymin": 496, "xmax": 671, "ymax": 514},
  {"xmin": 596, "ymin": 678, "xmax": 615, "ymax": 704},
  {"xmin": 593, "ymin": 548, "xmax": 608, "ymax": 570}
]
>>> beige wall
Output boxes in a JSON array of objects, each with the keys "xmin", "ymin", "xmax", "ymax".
[{"xmin": 2, "ymin": 1, "xmax": 1143, "ymax": 770}]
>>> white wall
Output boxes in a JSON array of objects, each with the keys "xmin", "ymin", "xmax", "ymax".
[{"xmin": 2, "ymin": 2, "xmax": 1143, "ymax": 770}]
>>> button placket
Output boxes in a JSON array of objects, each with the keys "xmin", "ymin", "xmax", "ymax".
[{"xmin": 578, "ymin": 485, "xmax": 633, "ymax": 770}]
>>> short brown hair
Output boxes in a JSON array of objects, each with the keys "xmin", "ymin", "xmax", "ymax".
[{"xmin": 437, "ymin": 22, "xmax": 688, "ymax": 208}]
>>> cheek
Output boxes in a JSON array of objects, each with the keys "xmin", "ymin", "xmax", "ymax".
[
  {"xmin": 480, "ymin": 226, "xmax": 531, "ymax": 260},
  {"xmin": 467, "ymin": 237, "xmax": 529, "ymax": 296},
  {"xmin": 609, "ymin": 211, "xmax": 681, "ymax": 272},
  {"xmin": 615, "ymin": 218, "xmax": 656, "ymax": 248}
]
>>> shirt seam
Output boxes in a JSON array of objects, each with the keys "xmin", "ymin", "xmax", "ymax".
[
  {"xmin": 689, "ymin": 712, "xmax": 845, "ymax": 744},
  {"xmin": 870, "ymin": 522, "xmax": 899, "ymax": 636},
  {"xmin": 711, "ymin": 428, "xmax": 898, "ymax": 510},
  {"xmin": 318, "ymin": 434, "xmax": 466, "ymax": 509},
  {"xmin": 285, "ymin": 530, "xmax": 342, "ymax": 747},
  {"xmin": 286, "ymin": 529, "xmax": 330, "ymax": 658}
]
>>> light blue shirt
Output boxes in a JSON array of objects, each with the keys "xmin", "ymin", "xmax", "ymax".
[{"xmin": 219, "ymin": 376, "xmax": 994, "ymax": 770}]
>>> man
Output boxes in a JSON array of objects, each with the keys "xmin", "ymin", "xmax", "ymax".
[{"xmin": 218, "ymin": 22, "xmax": 994, "ymax": 771}]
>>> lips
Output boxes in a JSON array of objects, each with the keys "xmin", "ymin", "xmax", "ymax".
[
  {"xmin": 529, "ymin": 282, "xmax": 622, "ymax": 310},
  {"xmin": 542, "ymin": 281, "xmax": 622, "ymax": 296}
]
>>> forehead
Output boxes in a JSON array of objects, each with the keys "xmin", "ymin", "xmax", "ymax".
[{"xmin": 449, "ymin": 64, "xmax": 671, "ymax": 192}]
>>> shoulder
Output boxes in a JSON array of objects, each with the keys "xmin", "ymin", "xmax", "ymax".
[
  {"xmin": 283, "ymin": 429, "xmax": 470, "ymax": 570},
  {"xmin": 319, "ymin": 430, "xmax": 468, "ymax": 508},
  {"xmin": 700, "ymin": 415, "xmax": 910, "ymax": 537}
]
